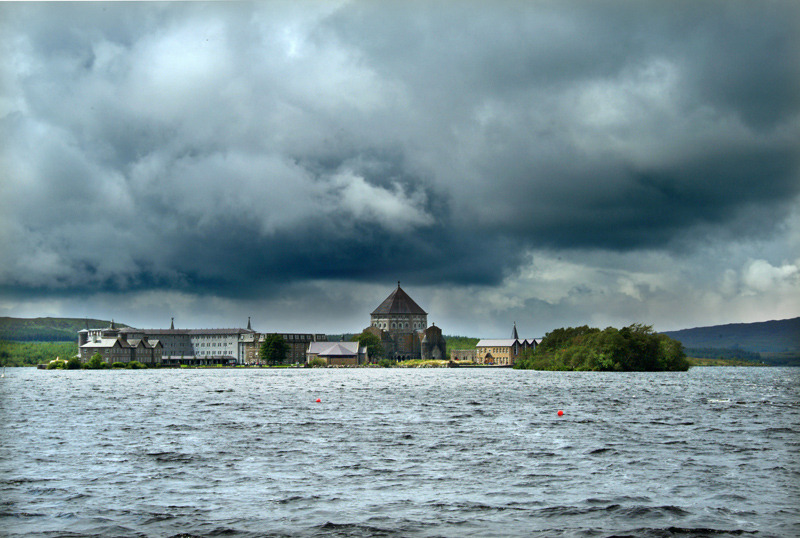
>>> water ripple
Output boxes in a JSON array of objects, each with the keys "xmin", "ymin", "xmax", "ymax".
[{"xmin": 0, "ymin": 367, "xmax": 797, "ymax": 537}]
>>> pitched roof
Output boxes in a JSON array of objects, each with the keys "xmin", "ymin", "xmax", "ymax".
[
  {"xmin": 128, "ymin": 338, "xmax": 148, "ymax": 348},
  {"xmin": 81, "ymin": 337, "xmax": 128, "ymax": 349},
  {"xmin": 477, "ymin": 338, "xmax": 540, "ymax": 348},
  {"xmin": 119, "ymin": 327, "xmax": 253, "ymax": 336},
  {"xmin": 307, "ymin": 342, "xmax": 361, "ymax": 357},
  {"xmin": 476, "ymin": 339, "xmax": 519, "ymax": 348},
  {"xmin": 371, "ymin": 283, "xmax": 427, "ymax": 316}
]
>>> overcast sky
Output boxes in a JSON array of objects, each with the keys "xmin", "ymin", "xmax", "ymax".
[{"xmin": 1, "ymin": 1, "xmax": 798, "ymax": 338}]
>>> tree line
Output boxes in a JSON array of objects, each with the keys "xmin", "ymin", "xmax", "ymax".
[
  {"xmin": 0, "ymin": 340, "xmax": 79, "ymax": 366},
  {"xmin": 514, "ymin": 324, "xmax": 689, "ymax": 371}
]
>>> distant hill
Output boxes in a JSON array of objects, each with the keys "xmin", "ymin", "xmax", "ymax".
[
  {"xmin": 0, "ymin": 317, "xmax": 123, "ymax": 342},
  {"xmin": 662, "ymin": 317, "xmax": 800, "ymax": 365}
]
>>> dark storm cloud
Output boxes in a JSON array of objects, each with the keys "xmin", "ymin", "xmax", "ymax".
[{"xmin": 1, "ymin": 1, "xmax": 798, "ymax": 300}]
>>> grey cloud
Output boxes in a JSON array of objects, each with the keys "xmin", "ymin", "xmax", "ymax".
[{"xmin": 1, "ymin": 1, "xmax": 798, "ymax": 306}]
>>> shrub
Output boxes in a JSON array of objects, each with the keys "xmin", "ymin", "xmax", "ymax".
[
  {"xmin": 84, "ymin": 353, "xmax": 108, "ymax": 369},
  {"xmin": 66, "ymin": 356, "xmax": 82, "ymax": 369},
  {"xmin": 47, "ymin": 359, "xmax": 67, "ymax": 370},
  {"xmin": 127, "ymin": 361, "xmax": 146, "ymax": 369},
  {"xmin": 111, "ymin": 362, "xmax": 127, "ymax": 368}
]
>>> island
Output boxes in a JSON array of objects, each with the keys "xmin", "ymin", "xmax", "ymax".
[{"xmin": 513, "ymin": 324, "xmax": 690, "ymax": 371}]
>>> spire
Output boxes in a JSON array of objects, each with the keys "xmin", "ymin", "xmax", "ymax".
[
  {"xmin": 85, "ymin": 318, "xmax": 89, "ymax": 330},
  {"xmin": 247, "ymin": 317, "xmax": 252, "ymax": 331},
  {"xmin": 110, "ymin": 319, "xmax": 116, "ymax": 330},
  {"xmin": 512, "ymin": 322, "xmax": 519, "ymax": 340},
  {"xmin": 398, "ymin": 280, "xmax": 401, "ymax": 288},
  {"xmin": 170, "ymin": 317, "xmax": 174, "ymax": 330}
]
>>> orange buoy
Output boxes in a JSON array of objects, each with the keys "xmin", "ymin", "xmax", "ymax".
[{"xmin": 557, "ymin": 410, "xmax": 564, "ymax": 416}]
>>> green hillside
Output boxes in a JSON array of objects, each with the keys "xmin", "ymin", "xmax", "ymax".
[
  {"xmin": 0, "ymin": 317, "xmax": 122, "ymax": 342},
  {"xmin": 662, "ymin": 317, "xmax": 799, "ymax": 353},
  {"xmin": 663, "ymin": 317, "xmax": 800, "ymax": 366},
  {"xmin": 0, "ymin": 340, "xmax": 79, "ymax": 366},
  {"xmin": 444, "ymin": 335, "xmax": 479, "ymax": 356}
]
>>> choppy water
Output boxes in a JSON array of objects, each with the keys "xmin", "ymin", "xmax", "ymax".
[{"xmin": 0, "ymin": 366, "xmax": 798, "ymax": 537}]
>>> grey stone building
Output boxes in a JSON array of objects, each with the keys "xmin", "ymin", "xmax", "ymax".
[
  {"xmin": 79, "ymin": 318, "xmax": 254, "ymax": 365},
  {"xmin": 367, "ymin": 282, "xmax": 445, "ymax": 361},
  {"xmin": 420, "ymin": 324, "xmax": 447, "ymax": 361},
  {"xmin": 78, "ymin": 320, "xmax": 163, "ymax": 365}
]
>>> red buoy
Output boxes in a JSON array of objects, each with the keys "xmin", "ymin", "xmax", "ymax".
[
  {"xmin": 557, "ymin": 410, "xmax": 564, "ymax": 416},
  {"xmin": 316, "ymin": 398, "xmax": 321, "ymax": 403}
]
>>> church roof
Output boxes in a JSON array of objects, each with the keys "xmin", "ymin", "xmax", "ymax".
[{"xmin": 371, "ymin": 282, "xmax": 427, "ymax": 316}]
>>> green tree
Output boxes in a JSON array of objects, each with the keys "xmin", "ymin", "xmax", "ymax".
[
  {"xmin": 260, "ymin": 334, "xmax": 288, "ymax": 366},
  {"xmin": 66, "ymin": 356, "xmax": 82, "ymax": 369},
  {"xmin": 352, "ymin": 331, "xmax": 384, "ymax": 361},
  {"xmin": 85, "ymin": 353, "xmax": 107, "ymax": 369},
  {"xmin": 657, "ymin": 334, "xmax": 690, "ymax": 371},
  {"xmin": 0, "ymin": 340, "xmax": 79, "ymax": 366},
  {"xmin": 515, "ymin": 324, "xmax": 689, "ymax": 372},
  {"xmin": 444, "ymin": 335, "xmax": 479, "ymax": 357}
]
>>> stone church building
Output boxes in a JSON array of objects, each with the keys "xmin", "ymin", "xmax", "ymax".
[{"xmin": 364, "ymin": 282, "xmax": 446, "ymax": 361}]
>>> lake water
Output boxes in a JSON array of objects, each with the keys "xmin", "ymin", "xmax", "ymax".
[{"xmin": 0, "ymin": 366, "xmax": 798, "ymax": 538}]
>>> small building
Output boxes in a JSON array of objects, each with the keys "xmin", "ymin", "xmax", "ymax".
[
  {"xmin": 475, "ymin": 323, "xmax": 539, "ymax": 366},
  {"xmin": 420, "ymin": 324, "xmax": 447, "ymax": 361},
  {"xmin": 306, "ymin": 341, "xmax": 367, "ymax": 366},
  {"xmin": 475, "ymin": 339, "xmax": 522, "ymax": 366}
]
